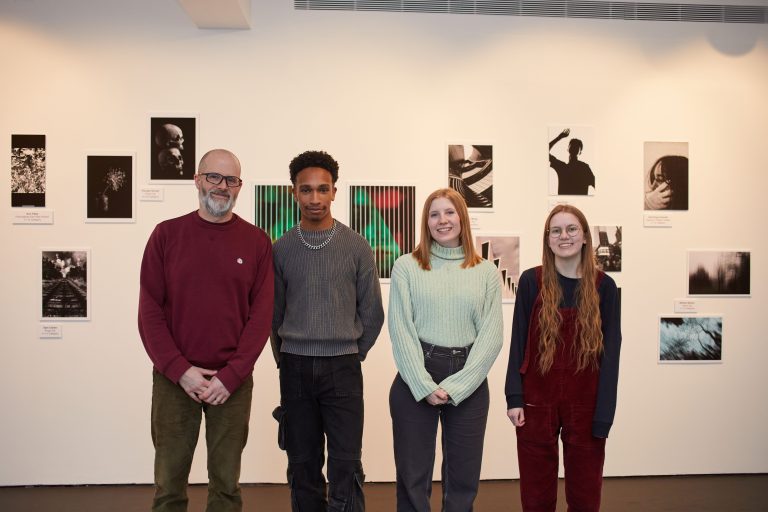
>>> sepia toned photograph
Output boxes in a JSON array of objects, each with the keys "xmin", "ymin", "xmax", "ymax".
[
  {"xmin": 253, "ymin": 184, "xmax": 301, "ymax": 242},
  {"xmin": 548, "ymin": 126, "xmax": 595, "ymax": 196},
  {"xmin": 659, "ymin": 315, "xmax": 722, "ymax": 363},
  {"xmin": 349, "ymin": 184, "xmax": 416, "ymax": 280},
  {"xmin": 688, "ymin": 250, "xmax": 750, "ymax": 296},
  {"xmin": 644, "ymin": 141, "xmax": 689, "ymax": 211},
  {"xmin": 591, "ymin": 225, "xmax": 622, "ymax": 272},
  {"xmin": 86, "ymin": 154, "xmax": 135, "ymax": 222},
  {"xmin": 11, "ymin": 134, "xmax": 46, "ymax": 207},
  {"xmin": 448, "ymin": 144, "xmax": 493, "ymax": 209},
  {"xmin": 476, "ymin": 234, "xmax": 520, "ymax": 302},
  {"xmin": 41, "ymin": 250, "xmax": 90, "ymax": 320},
  {"xmin": 149, "ymin": 116, "xmax": 197, "ymax": 182}
]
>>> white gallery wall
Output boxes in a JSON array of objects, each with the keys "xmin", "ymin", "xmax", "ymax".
[{"xmin": 1, "ymin": 0, "xmax": 767, "ymax": 486}]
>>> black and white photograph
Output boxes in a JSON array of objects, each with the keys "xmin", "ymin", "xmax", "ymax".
[
  {"xmin": 448, "ymin": 144, "xmax": 493, "ymax": 209},
  {"xmin": 11, "ymin": 134, "xmax": 46, "ymax": 207},
  {"xmin": 149, "ymin": 116, "xmax": 196, "ymax": 182},
  {"xmin": 86, "ymin": 154, "xmax": 135, "ymax": 222},
  {"xmin": 41, "ymin": 250, "xmax": 90, "ymax": 320},
  {"xmin": 644, "ymin": 141, "xmax": 689, "ymax": 211},
  {"xmin": 688, "ymin": 250, "xmax": 750, "ymax": 296},
  {"xmin": 591, "ymin": 225, "xmax": 622, "ymax": 272},
  {"xmin": 548, "ymin": 126, "xmax": 595, "ymax": 196},
  {"xmin": 476, "ymin": 234, "xmax": 520, "ymax": 302},
  {"xmin": 659, "ymin": 315, "xmax": 722, "ymax": 363}
]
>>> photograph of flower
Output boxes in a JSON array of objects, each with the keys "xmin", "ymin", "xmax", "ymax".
[{"xmin": 86, "ymin": 154, "xmax": 135, "ymax": 222}]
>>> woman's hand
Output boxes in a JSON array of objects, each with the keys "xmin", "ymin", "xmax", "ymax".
[
  {"xmin": 426, "ymin": 388, "xmax": 449, "ymax": 406},
  {"xmin": 507, "ymin": 407, "xmax": 525, "ymax": 427}
]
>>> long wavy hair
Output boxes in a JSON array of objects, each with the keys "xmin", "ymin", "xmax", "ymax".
[
  {"xmin": 412, "ymin": 188, "xmax": 482, "ymax": 271},
  {"xmin": 537, "ymin": 204, "xmax": 603, "ymax": 373}
]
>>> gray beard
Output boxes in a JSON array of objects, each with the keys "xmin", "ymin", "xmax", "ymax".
[{"xmin": 199, "ymin": 188, "xmax": 235, "ymax": 218}]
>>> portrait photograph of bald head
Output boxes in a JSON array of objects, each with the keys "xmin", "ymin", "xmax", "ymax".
[{"xmin": 150, "ymin": 116, "xmax": 197, "ymax": 182}]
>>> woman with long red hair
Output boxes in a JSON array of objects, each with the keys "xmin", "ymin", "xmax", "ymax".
[
  {"xmin": 505, "ymin": 204, "xmax": 621, "ymax": 512},
  {"xmin": 389, "ymin": 188, "xmax": 503, "ymax": 511}
]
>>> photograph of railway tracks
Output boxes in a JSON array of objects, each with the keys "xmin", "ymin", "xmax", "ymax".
[{"xmin": 41, "ymin": 250, "xmax": 89, "ymax": 320}]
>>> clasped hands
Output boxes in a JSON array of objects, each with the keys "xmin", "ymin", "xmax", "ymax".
[
  {"xmin": 426, "ymin": 387, "xmax": 450, "ymax": 406},
  {"xmin": 179, "ymin": 366, "xmax": 230, "ymax": 405}
]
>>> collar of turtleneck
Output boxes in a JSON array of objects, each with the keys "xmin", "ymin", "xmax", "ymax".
[{"xmin": 430, "ymin": 241, "xmax": 465, "ymax": 261}]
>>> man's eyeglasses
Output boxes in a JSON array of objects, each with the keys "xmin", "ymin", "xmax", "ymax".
[
  {"xmin": 548, "ymin": 225, "xmax": 581, "ymax": 238},
  {"xmin": 199, "ymin": 172, "xmax": 243, "ymax": 188}
]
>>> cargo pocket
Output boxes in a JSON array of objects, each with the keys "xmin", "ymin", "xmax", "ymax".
[{"xmin": 271, "ymin": 405, "xmax": 286, "ymax": 450}]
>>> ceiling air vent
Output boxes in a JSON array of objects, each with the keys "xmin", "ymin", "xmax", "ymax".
[{"xmin": 295, "ymin": 0, "xmax": 768, "ymax": 23}]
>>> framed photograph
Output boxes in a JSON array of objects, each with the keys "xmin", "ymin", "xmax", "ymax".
[
  {"xmin": 644, "ymin": 141, "xmax": 689, "ymax": 211},
  {"xmin": 475, "ymin": 234, "xmax": 520, "ymax": 303},
  {"xmin": 591, "ymin": 225, "xmax": 622, "ymax": 272},
  {"xmin": 149, "ymin": 115, "xmax": 197, "ymax": 182},
  {"xmin": 253, "ymin": 183, "xmax": 300, "ymax": 242},
  {"xmin": 348, "ymin": 184, "xmax": 416, "ymax": 281},
  {"xmin": 41, "ymin": 249, "xmax": 90, "ymax": 321},
  {"xmin": 687, "ymin": 250, "xmax": 750, "ymax": 296},
  {"xmin": 86, "ymin": 153, "xmax": 135, "ymax": 223},
  {"xmin": 659, "ymin": 315, "xmax": 722, "ymax": 363},
  {"xmin": 448, "ymin": 144, "xmax": 493, "ymax": 210},
  {"xmin": 11, "ymin": 134, "xmax": 46, "ymax": 207},
  {"xmin": 547, "ymin": 126, "xmax": 595, "ymax": 196}
]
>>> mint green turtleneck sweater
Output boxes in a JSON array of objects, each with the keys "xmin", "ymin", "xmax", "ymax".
[{"xmin": 388, "ymin": 242, "xmax": 503, "ymax": 405}]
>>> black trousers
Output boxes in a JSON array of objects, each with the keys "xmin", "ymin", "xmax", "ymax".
[
  {"xmin": 279, "ymin": 353, "xmax": 366, "ymax": 512},
  {"xmin": 389, "ymin": 343, "xmax": 490, "ymax": 512}
]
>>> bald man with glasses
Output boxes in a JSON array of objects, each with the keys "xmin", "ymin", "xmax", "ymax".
[{"xmin": 139, "ymin": 149, "xmax": 274, "ymax": 512}]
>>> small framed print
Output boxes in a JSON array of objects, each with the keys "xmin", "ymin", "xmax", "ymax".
[
  {"xmin": 149, "ymin": 115, "xmax": 197, "ymax": 183},
  {"xmin": 659, "ymin": 315, "xmax": 722, "ymax": 363},
  {"xmin": 253, "ymin": 182, "xmax": 300, "ymax": 242},
  {"xmin": 548, "ymin": 126, "xmax": 596, "ymax": 196},
  {"xmin": 41, "ymin": 249, "xmax": 90, "ymax": 321},
  {"xmin": 448, "ymin": 143, "xmax": 494, "ymax": 211},
  {"xmin": 86, "ymin": 153, "xmax": 135, "ymax": 223},
  {"xmin": 687, "ymin": 250, "xmax": 750, "ymax": 297},
  {"xmin": 11, "ymin": 134, "xmax": 46, "ymax": 207},
  {"xmin": 348, "ymin": 183, "xmax": 417, "ymax": 281},
  {"xmin": 475, "ymin": 233, "xmax": 520, "ymax": 303},
  {"xmin": 591, "ymin": 225, "xmax": 621, "ymax": 272}
]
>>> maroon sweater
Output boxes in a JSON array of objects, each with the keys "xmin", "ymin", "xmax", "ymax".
[{"xmin": 138, "ymin": 211, "xmax": 274, "ymax": 392}]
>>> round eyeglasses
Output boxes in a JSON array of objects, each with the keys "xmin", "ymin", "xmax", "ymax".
[
  {"xmin": 548, "ymin": 225, "xmax": 581, "ymax": 238},
  {"xmin": 199, "ymin": 172, "xmax": 243, "ymax": 188}
]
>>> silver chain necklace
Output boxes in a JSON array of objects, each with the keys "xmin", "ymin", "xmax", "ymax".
[{"xmin": 297, "ymin": 220, "xmax": 337, "ymax": 250}]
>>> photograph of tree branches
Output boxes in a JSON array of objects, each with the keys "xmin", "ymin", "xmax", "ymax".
[{"xmin": 659, "ymin": 316, "xmax": 722, "ymax": 362}]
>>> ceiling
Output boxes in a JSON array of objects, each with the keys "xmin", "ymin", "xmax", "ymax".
[{"xmin": 177, "ymin": 0, "xmax": 251, "ymax": 29}]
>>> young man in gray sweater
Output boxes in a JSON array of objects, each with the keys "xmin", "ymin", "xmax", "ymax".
[{"xmin": 272, "ymin": 150, "xmax": 384, "ymax": 512}]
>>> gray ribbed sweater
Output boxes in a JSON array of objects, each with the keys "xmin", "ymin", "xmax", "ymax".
[
  {"xmin": 388, "ymin": 243, "xmax": 504, "ymax": 405},
  {"xmin": 271, "ymin": 221, "xmax": 384, "ymax": 360}
]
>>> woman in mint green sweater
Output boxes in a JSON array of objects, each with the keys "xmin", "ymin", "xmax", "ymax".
[{"xmin": 388, "ymin": 188, "xmax": 503, "ymax": 511}]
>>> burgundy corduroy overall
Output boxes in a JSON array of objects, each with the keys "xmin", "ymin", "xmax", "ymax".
[{"xmin": 515, "ymin": 270, "xmax": 606, "ymax": 512}]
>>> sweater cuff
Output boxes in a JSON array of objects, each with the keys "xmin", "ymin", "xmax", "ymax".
[
  {"xmin": 165, "ymin": 357, "xmax": 192, "ymax": 385},
  {"xmin": 592, "ymin": 421, "xmax": 612, "ymax": 439},
  {"xmin": 215, "ymin": 366, "xmax": 242, "ymax": 394},
  {"xmin": 506, "ymin": 394, "xmax": 524, "ymax": 410}
]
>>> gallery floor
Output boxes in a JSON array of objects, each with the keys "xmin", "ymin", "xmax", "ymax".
[{"xmin": 1, "ymin": 474, "xmax": 766, "ymax": 511}]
